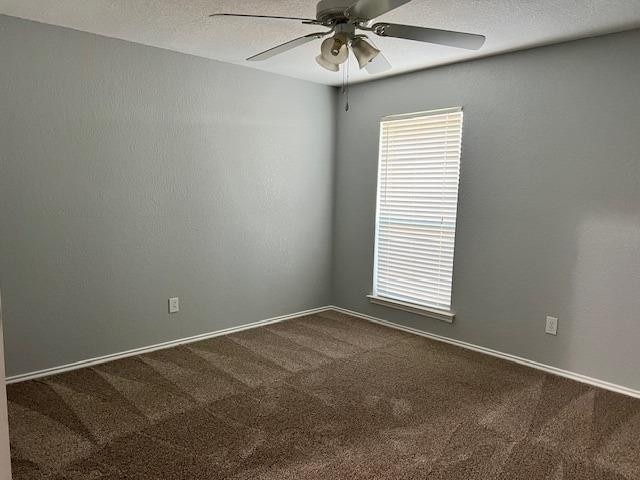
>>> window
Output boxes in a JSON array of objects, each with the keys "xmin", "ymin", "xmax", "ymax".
[{"xmin": 370, "ymin": 107, "xmax": 463, "ymax": 321}]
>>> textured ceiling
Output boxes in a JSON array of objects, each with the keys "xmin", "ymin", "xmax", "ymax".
[{"xmin": 2, "ymin": 1, "xmax": 640, "ymax": 85}]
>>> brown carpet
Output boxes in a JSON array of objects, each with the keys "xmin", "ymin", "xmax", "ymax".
[{"xmin": 7, "ymin": 310, "xmax": 640, "ymax": 479}]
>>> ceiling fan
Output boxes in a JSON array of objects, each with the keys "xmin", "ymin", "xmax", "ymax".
[{"xmin": 210, "ymin": 0, "xmax": 486, "ymax": 74}]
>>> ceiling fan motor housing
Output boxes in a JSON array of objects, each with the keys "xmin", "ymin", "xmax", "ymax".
[{"xmin": 316, "ymin": 0, "xmax": 353, "ymax": 24}]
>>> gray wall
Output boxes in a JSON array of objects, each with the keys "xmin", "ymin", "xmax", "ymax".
[
  {"xmin": 333, "ymin": 30, "xmax": 640, "ymax": 390},
  {"xmin": 0, "ymin": 16, "xmax": 335, "ymax": 377}
]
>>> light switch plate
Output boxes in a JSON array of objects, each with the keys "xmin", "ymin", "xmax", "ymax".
[
  {"xmin": 168, "ymin": 297, "xmax": 179, "ymax": 314},
  {"xmin": 545, "ymin": 316, "xmax": 558, "ymax": 335}
]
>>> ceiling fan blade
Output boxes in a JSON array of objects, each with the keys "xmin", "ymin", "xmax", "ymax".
[
  {"xmin": 347, "ymin": 0, "xmax": 412, "ymax": 21},
  {"xmin": 247, "ymin": 32, "xmax": 329, "ymax": 61},
  {"xmin": 365, "ymin": 50, "xmax": 392, "ymax": 74},
  {"xmin": 210, "ymin": 13, "xmax": 318, "ymax": 23},
  {"xmin": 372, "ymin": 23, "xmax": 485, "ymax": 50}
]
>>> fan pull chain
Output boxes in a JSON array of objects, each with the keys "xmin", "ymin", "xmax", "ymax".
[{"xmin": 341, "ymin": 55, "xmax": 350, "ymax": 112}]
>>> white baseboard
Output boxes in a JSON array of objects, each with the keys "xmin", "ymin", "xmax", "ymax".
[
  {"xmin": 5, "ymin": 306, "xmax": 333, "ymax": 384},
  {"xmin": 8, "ymin": 304, "xmax": 639, "ymax": 399},
  {"xmin": 330, "ymin": 306, "xmax": 640, "ymax": 399}
]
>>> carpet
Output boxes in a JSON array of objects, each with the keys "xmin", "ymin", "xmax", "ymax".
[{"xmin": 7, "ymin": 310, "xmax": 640, "ymax": 479}]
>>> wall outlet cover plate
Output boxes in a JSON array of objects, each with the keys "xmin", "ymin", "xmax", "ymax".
[
  {"xmin": 169, "ymin": 297, "xmax": 179, "ymax": 314},
  {"xmin": 545, "ymin": 315, "xmax": 558, "ymax": 335}
]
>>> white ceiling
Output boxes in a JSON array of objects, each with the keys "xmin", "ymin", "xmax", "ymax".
[{"xmin": 2, "ymin": 1, "xmax": 640, "ymax": 86}]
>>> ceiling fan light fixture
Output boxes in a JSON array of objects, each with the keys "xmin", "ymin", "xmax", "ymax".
[
  {"xmin": 320, "ymin": 35, "xmax": 349, "ymax": 65},
  {"xmin": 351, "ymin": 37, "xmax": 380, "ymax": 69},
  {"xmin": 316, "ymin": 54, "xmax": 339, "ymax": 71}
]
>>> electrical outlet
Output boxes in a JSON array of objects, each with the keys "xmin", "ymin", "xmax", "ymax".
[
  {"xmin": 168, "ymin": 297, "xmax": 179, "ymax": 314},
  {"xmin": 545, "ymin": 316, "xmax": 558, "ymax": 335}
]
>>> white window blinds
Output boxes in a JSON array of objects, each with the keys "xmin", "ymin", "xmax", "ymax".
[{"xmin": 372, "ymin": 107, "xmax": 463, "ymax": 313}]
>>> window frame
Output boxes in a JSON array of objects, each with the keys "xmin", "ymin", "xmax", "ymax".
[{"xmin": 369, "ymin": 107, "xmax": 463, "ymax": 322}]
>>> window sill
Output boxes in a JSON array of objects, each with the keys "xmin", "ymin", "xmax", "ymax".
[{"xmin": 367, "ymin": 295, "xmax": 455, "ymax": 324}]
